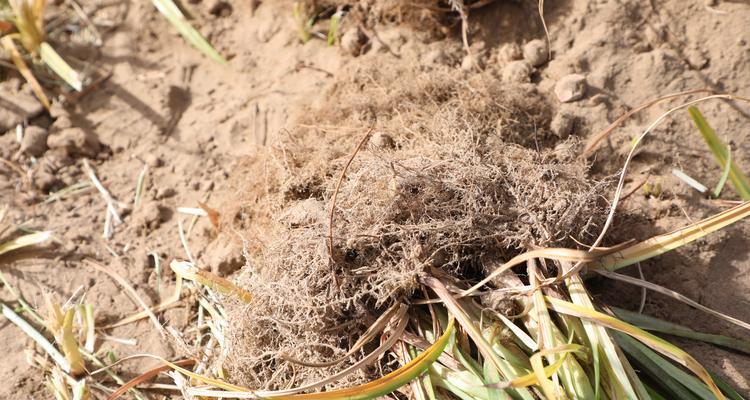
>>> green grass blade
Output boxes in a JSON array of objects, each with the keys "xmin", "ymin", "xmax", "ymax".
[
  {"xmin": 327, "ymin": 11, "xmax": 341, "ymax": 46},
  {"xmin": 407, "ymin": 345, "xmax": 437, "ymax": 400},
  {"xmin": 688, "ymin": 106, "xmax": 750, "ymax": 200},
  {"xmin": 618, "ymin": 333, "xmax": 745, "ymax": 400},
  {"xmin": 39, "ymin": 42, "xmax": 82, "ymax": 91},
  {"xmin": 152, "ymin": 0, "xmax": 226, "ymax": 64},
  {"xmin": 616, "ymin": 332, "xmax": 703, "ymax": 400},
  {"xmin": 644, "ymin": 384, "xmax": 670, "ymax": 400},
  {"xmin": 547, "ymin": 297, "xmax": 725, "ymax": 400},
  {"xmin": 2, "ymin": 303, "xmax": 71, "ymax": 372},
  {"xmin": 714, "ymin": 146, "xmax": 732, "ymax": 198},
  {"xmin": 709, "ymin": 372, "xmax": 747, "ymax": 400},
  {"xmin": 612, "ymin": 308, "xmax": 750, "ymax": 355},
  {"xmin": 566, "ymin": 273, "xmax": 642, "ymax": 400},
  {"xmin": 421, "ymin": 276, "xmax": 535, "ymax": 400},
  {"xmin": 431, "ymin": 362, "xmax": 506, "ymax": 400}
]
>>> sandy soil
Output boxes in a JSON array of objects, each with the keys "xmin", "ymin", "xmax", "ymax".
[{"xmin": 1, "ymin": 0, "xmax": 749, "ymax": 398}]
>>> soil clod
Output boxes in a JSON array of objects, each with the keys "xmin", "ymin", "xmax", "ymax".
[{"xmin": 555, "ymin": 74, "xmax": 587, "ymax": 103}]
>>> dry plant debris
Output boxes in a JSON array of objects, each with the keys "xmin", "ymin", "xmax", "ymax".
[{"xmin": 220, "ymin": 62, "xmax": 607, "ymax": 390}]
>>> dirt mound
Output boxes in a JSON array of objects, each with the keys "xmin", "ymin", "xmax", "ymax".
[{"xmin": 219, "ymin": 60, "xmax": 607, "ymax": 389}]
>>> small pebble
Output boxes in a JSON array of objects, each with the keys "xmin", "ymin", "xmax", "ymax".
[
  {"xmin": 33, "ymin": 169, "xmax": 61, "ymax": 192},
  {"xmin": 144, "ymin": 153, "xmax": 163, "ymax": 168},
  {"xmin": 52, "ymin": 115, "xmax": 73, "ymax": 130},
  {"xmin": 20, "ymin": 125, "xmax": 49, "ymax": 157},
  {"xmin": 685, "ymin": 48, "xmax": 708, "ymax": 69},
  {"xmin": 497, "ymin": 43, "xmax": 523, "ymax": 62},
  {"xmin": 49, "ymin": 102, "xmax": 69, "ymax": 119},
  {"xmin": 554, "ymin": 74, "xmax": 587, "ymax": 103},
  {"xmin": 204, "ymin": 238, "xmax": 245, "ymax": 276},
  {"xmin": 550, "ymin": 111, "xmax": 575, "ymax": 138},
  {"xmin": 370, "ymin": 131, "xmax": 396, "ymax": 149},
  {"xmin": 341, "ymin": 28, "xmax": 365, "ymax": 56},
  {"xmin": 156, "ymin": 187, "xmax": 177, "ymax": 199},
  {"xmin": 47, "ymin": 127, "xmax": 101, "ymax": 157},
  {"xmin": 523, "ymin": 39, "xmax": 548, "ymax": 67},
  {"xmin": 502, "ymin": 60, "xmax": 532, "ymax": 83},
  {"xmin": 133, "ymin": 201, "xmax": 166, "ymax": 233}
]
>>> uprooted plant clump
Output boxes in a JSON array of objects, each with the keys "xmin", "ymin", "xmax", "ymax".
[{"xmin": 218, "ymin": 62, "xmax": 608, "ymax": 389}]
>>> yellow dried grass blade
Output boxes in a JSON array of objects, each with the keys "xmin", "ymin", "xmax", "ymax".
[
  {"xmin": 61, "ymin": 308, "xmax": 85, "ymax": 376},
  {"xmin": 492, "ymin": 353, "xmax": 565, "ymax": 389},
  {"xmin": 546, "ymin": 296, "xmax": 725, "ymax": 400},
  {"xmin": 599, "ymin": 200, "xmax": 750, "ymax": 270},
  {"xmin": 459, "ymin": 247, "xmax": 602, "ymax": 297},
  {"xmin": 152, "ymin": 0, "xmax": 226, "ymax": 64},
  {"xmin": 170, "ymin": 260, "xmax": 252, "ymax": 303},
  {"xmin": 40, "ymin": 42, "xmax": 82, "ymax": 91},
  {"xmin": 530, "ymin": 344, "xmax": 583, "ymax": 398},
  {"xmin": 0, "ymin": 230, "xmax": 52, "ymax": 256},
  {"xmin": 9, "ymin": 0, "xmax": 45, "ymax": 51},
  {"xmin": 1, "ymin": 35, "xmax": 50, "ymax": 110}
]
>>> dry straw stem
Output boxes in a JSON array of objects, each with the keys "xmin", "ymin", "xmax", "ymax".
[
  {"xmin": 1, "ymin": 35, "xmax": 50, "ymax": 109},
  {"xmin": 103, "ymin": 276, "xmax": 182, "ymax": 329},
  {"xmin": 84, "ymin": 259, "xmax": 165, "ymax": 337},
  {"xmin": 328, "ymin": 126, "xmax": 373, "ymax": 263},
  {"xmin": 0, "ymin": 230, "xmax": 51, "ymax": 256},
  {"xmin": 596, "ymin": 269, "xmax": 750, "ymax": 331},
  {"xmin": 581, "ymin": 88, "xmax": 714, "ymax": 157},
  {"xmin": 82, "ymin": 160, "xmax": 122, "ymax": 239},
  {"xmin": 171, "ymin": 260, "xmax": 252, "ymax": 303},
  {"xmin": 105, "ymin": 359, "xmax": 196, "ymax": 400},
  {"xmin": 0, "ymin": 156, "xmax": 28, "ymax": 180},
  {"xmin": 1, "ymin": 302, "xmax": 71, "ymax": 372}
]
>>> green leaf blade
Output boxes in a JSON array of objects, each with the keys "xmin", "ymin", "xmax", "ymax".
[
  {"xmin": 688, "ymin": 106, "xmax": 750, "ymax": 200},
  {"xmin": 152, "ymin": 0, "xmax": 226, "ymax": 64}
]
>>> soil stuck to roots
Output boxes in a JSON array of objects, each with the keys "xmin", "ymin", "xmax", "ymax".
[{"xmin": 220, "ymin": 62, "xmax": 607, "ymax": 389}]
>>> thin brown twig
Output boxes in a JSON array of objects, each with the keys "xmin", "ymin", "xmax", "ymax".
[
  {"xmin": 539, "ymin": 0, "xmax": 551, "ymax": 62},
  {"xmin": 105, "ymin": 359, "xmax": 196, "ymax": 400},
  {"xmin": 63, "ymin": 70, "xmax": 112, "ymax": 104},
  {"xmin": 0, "ymin": 156, "xmax": 26, "ymax": 179},
  {"xmin": 328, "ymin": 127, "xmax": 373, "ymax": 262},
  {"xmin": 581, "ymin": 88, "xmax": 713, "ymax": 158},
  {"xmin": 84, "ymin": 259, "xmax": 165, "ymax": 337},
  {"xmin": 596, "ymin": 269, "xmax": 750, "ymax": 331}
]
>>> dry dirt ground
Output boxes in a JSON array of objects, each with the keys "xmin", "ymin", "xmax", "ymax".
[{"xmin": 1, "ymin": 0, "xmax": 749, "ymax": 398}]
